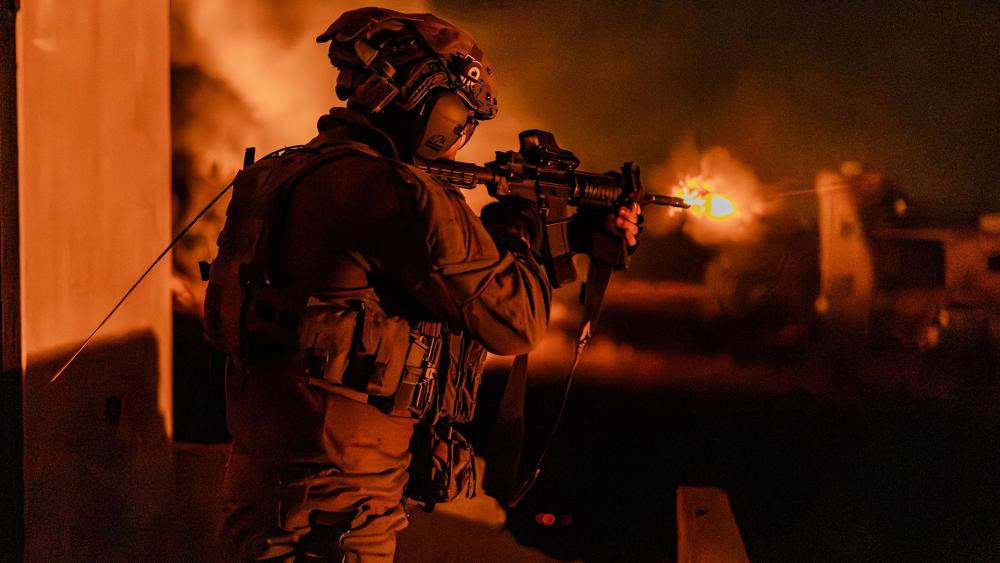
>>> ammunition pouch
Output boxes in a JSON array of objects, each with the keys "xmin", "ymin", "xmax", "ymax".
[
  {"xmin": 405, "ymin": 421, "xmax": 476, "ymax": 507},
  {"xmin": 403, "ymin": 329, "xmax": 486, "ymax": 509},
  {"xmin": 378, "ymin": 321, "xmax": 443, "ymax": 419},
  {"xmin": 437, "ymin": 330, "xmax": 486, "ymax": 424},
  {"xmin": 292, "ymin": 298, "xmax": 486, "ymax": 508}
]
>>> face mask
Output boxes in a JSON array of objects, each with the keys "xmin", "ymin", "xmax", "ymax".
[{"xmin": 413, "ymin": 91, "xmax": 477, "ymax": 160}]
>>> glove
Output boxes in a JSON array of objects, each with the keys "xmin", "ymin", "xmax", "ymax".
[
  {"xmin": 479, "ymin": 196, "xmax": 543, "ymax": 255},
  {"xmin": 569, "ymin": 203, "xmax": 643, "ymax": 256}
]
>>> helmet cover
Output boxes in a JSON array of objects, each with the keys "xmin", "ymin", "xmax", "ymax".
[{"xmin": 317, "ymin": 7, "xmax": 498, "ymax": 120}]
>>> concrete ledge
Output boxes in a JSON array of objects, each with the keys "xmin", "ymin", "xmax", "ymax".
[{"xmin": 677, "ymin": 486, "xmax": 749, "ymax": 563}]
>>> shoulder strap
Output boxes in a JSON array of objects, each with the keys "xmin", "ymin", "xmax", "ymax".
[{"xmin": 485, "ymin": 236, "xmax": 621, "ymax": 507}]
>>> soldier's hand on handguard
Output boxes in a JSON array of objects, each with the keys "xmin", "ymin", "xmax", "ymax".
[
  {"xmin": 480, "ymin": 196, "xmax": 543, "ymax": 256},
  {"xmin": 607, "ymin": 202, "xmax": 643, "ymax": 251}
]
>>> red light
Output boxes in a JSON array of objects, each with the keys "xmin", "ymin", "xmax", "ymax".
[
  {"xmin": 559, "ymin": 514, "xmax": 574, "ymax": 526},
  {"xmin": 535, "ymin": 513, "xmax": 556, "ymax": 526}
]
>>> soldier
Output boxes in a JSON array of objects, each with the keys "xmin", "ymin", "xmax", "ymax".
[{"xmin": 207, "ymin": 7, "xmax": 641, "ymax": 562}]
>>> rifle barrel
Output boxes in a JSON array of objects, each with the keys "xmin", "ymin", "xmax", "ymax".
[{"xmin": 644, "ymin": 193, "xmax": 690, "ymax": 208}]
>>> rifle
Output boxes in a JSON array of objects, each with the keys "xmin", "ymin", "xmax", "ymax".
[
  {"xmin": 418, "ymin": 130, "xmax": 689, "ymax": 506},
  {"xmin": 418, "ymin": 129, "xmax": 688, "ymax": 287}
]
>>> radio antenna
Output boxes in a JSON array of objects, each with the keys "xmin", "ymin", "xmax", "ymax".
[{"xmin": 48, "ymin": 176, "xmax": 237, "ymax": 384}]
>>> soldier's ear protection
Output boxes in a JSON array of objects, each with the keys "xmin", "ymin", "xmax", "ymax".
[{"xmin": 413, "ymin": 91, "xmax": 477, "ymax": 160}]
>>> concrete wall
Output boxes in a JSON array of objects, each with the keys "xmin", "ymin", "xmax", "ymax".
[
  {"xmin": 17, "ymin": 0, "xmax": 172, "ymax": 401},
  {"xmin": 2, "ymin": 2, "xmax": 24, "ymax": 558},
  {"xmin": 16, "ymin": 1, "xmax": 173, "ymax": 560}
]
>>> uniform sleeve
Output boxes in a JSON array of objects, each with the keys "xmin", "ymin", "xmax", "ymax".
[{"xmin": 342, "ymin": 157, "xmax": 551, "ymax": 356}]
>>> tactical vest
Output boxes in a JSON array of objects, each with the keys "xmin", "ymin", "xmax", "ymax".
[
  {"xmin": 203, "ymin": 142, "xmax": 376, "ymax": 356},
  {"xmin": 204, "ymin": 142, "xmax": 484, "ymax": 424}
]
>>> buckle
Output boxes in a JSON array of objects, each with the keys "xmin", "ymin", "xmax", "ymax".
[
  {"xmin": 305, "ymin": 333, "xmax": 329, "ymax": 378},
  {"xmin": 407, "ymin": 332, "xmax": 442, "ymax": 417}
]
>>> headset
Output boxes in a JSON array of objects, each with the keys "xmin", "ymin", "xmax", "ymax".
[
  {"xmin": 413, "ymin": 90, "xmax": 477, "ymax": 160},
  {"xmin": 326, "ymin": 20, "xmax": 496, "ymax": 160}
]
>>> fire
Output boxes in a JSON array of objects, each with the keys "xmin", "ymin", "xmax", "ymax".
[
  {"xmin": 676, "ymin": 182, "xmax": 707, "ymax": 209},
  {"xmin": 707, "ymin": 193, "xmax": 737, "ymax": 219},
  {"xmin": 673, "ymin": 177, "xmax": 739, "ymax": 221},
  {"xmin": 646, "ymin": 144, "xmax": 766, "ymax": 244}
]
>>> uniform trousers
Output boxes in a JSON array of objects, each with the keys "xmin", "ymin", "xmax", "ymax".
[{"xmin": 221, "ymin": 389, "xmax": 417, "ymax": 562}]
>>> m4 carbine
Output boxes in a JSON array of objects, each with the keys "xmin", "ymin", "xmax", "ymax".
[
  {"xmin": 417, "ymin": 129, "xmax": 688, "ymax": 287},
  {"xmin": 418, "ymin": 130, "xmax": 690, "ymax": 506}
]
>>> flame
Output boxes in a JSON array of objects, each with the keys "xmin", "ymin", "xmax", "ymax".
[
  {"xmin": 707, "ymin": 193, "xmax": 737, "ymax": 219},
  {"xmin": 676, "ymin": 181, "xmax": 707, "ymax": 209},
  {"xmin": 673, "ymin": 177, "xmax": 739, "ymax": 221}
]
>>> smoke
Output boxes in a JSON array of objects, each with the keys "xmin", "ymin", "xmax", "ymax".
[
  {"xmin": 172, "ymin": 0, "xmax": 432, "ymax": 162},
  {"xmin": 431, "ymin": 0, "xmax": 1000, "ymax": 222},
  {"xmin": 169, "ymin": 1, "xmax": 433, "ymax": 312},
  {"xmin": 168, "ymin": 0, "xmax": 546, "ymax": 281}
]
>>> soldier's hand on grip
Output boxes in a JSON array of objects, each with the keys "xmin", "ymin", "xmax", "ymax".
[
  {"xmin": 480, "ymin": 196, "xmax": 543, "ymax": 255},
  {"xmin": 607, "ymin": 202, "xmax": 643, "ymax": 250}
]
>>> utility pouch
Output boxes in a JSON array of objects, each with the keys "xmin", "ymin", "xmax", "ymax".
[
  {"xmin": 405, "ymin": 421, "xmax": 476, "ymax": 508},
  {"xmin": 345, "ymin": 302, "xmax": 410, "ymax": 396},
  {"xmin": 299, "ymin": 299, "xmax": 410, "ymax": 397},
  {"xmin": 204, "ymin": 170, "xmax": 264, "ymax": 355}
]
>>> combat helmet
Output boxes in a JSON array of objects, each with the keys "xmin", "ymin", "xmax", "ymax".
[{"xmin": 317, "ymin": 7, "xmax": 498, "ymax": 158}]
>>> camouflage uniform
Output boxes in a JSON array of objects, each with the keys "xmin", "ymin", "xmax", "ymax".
[{"xmin": 219, "ymin": 107, "xmax": 550, "ymax": 562}]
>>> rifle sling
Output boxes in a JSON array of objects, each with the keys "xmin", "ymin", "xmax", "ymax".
[
  {"xmin": 486, "ymin": 259, "xmax": 614, "ymax": 507},
  {"xmin": 483, "ymin": 353, "xmax": 528, "ymax": 505}
]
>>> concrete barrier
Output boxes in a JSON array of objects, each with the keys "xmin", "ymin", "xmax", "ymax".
[{"xmin": 677, "ymin": 486, "xmax": 749, "ymax": 563}]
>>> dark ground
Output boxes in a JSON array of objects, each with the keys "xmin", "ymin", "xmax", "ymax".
[
  {"xmin": 169, "ymin": 310, "xmax": 1000, "ymax": 562},
  {"xmin": 467, "ymin": 344, "xmax": 1000, "ymax": 563}
]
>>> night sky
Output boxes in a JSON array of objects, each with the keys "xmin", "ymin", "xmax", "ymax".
[{"xmin": 433, "ymin": 0, "xmax": 999, "ymax": 224}]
